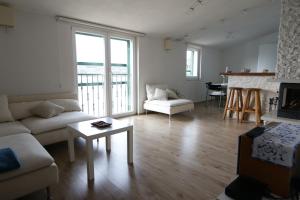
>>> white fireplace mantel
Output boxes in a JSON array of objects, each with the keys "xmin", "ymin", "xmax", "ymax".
[{"xmin": 267, "ymin": 78, "xmax": 300, "ymax": 83}]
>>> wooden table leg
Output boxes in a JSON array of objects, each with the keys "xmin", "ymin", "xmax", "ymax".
[
  {"xmin": 86, "ymin": 139, "xmax": 94, "ymax": 180},
  {"xmin": 106, "ymin": 135, "xmax": 111, "ymax": 151},
  {"xmin": 67, "ymin": 128, "xmax": 75, "ymax": 162},
  {"xmin": 127, "ymin": 127, "xmax": 133, "ymax": 164}
]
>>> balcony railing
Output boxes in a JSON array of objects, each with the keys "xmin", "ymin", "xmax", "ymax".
[{"xmin": 78, "ymin": 73, "xmax": 131, "ymax": 117}]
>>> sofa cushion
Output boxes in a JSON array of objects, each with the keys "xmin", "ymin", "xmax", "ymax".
[
  {"xmin": 0, "ymin": 95, "xmax": 14, "ymax": 123},
  {"xmin": 9, "ymin": 101, "xmax": 41, "ymax": 120},
  {"xmin": 50, "ymin": 99, "xmax": 81, "ymax": 112},
  {"xmin": 0, "ymin": 133, "xmax": 54, "ymax": 181},
  {"xmin": 0, "ymin": 122, "xmax": 31, "ymax": 137},
  {"xmin": 145, "ymin": 99, "xmax": 194, "ymax": 107},
  {"xmin": 21, "ymin": 111, "xmax": 96, "ymax": 135},
  {"xmin": 31, "ymin": 101, "xmax": 64, "ymax": 119}
]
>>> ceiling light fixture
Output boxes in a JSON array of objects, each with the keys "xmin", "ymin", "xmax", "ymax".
[
  {"xmin": 184, "ymin": 34, "xmax": 189, "ymax": 38},
  {"xmin": 220, "ymin": 18, "xmax": 226, "ymax": 24},
  {"xmin": 241, "ymin": 9, "xmax": 248, "ymax": 15},
  {"xmin": 188, "ymin": 0, "xmax": 204, "ymax": 12},
  {"xmin": 226, "ymin": 32, "xmax": 234, "ymax": 39}
]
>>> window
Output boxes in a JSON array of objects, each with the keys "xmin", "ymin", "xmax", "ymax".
[
  {"xmin": 74, "ymin": 30, "xmax": 135, "ymax": 117},
  {"xmin": 186, "ymin": 46, "xmax": 201, "ymax": 79},
  {"xmin": 75, "ymin": 32, "xmax": 105, "ymax": 74}
]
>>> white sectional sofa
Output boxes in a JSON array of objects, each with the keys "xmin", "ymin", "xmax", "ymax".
[
  {"xmin": 144, "ymin": 84, "xmax": 194, "ymax": 119},
  {"xmin": 0, "ymin": 92, "xmax": 96, "ymax": 145},
  {"xmin": 0, "ymin": 133, "xmax": 58, "ymax": 200},
  {"xmin": 0, "ymin": 92, "xmax": 96, "ymax": 199}
]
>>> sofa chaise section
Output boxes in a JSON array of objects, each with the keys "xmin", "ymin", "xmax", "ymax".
[{"xmin": 0, "ymin": 133, "xmax": 58, "ymax": 200}]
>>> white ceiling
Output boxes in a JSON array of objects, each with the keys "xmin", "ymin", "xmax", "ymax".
[{"xmin": 8, "ymin": 0, "xmax": 281, "ymax": 48}]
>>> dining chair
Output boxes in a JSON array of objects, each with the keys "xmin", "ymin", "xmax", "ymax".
[{"xmin": 205, "ymin": 82, "xmax": 227, "ymax": 107}]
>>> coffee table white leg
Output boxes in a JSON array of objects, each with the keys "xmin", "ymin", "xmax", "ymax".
[
  {"xmin": 86, "ymin": 139, "xmax": 94, "ymax": 180},
  {"xmin": 106, "ymin": 135, "xmax": 111, "ymax": 151},
  {"xmin": 127, "ymin": 127, "xmax": 133, "ymax": 164},
  {"xmin": 67, "ymin": 128, "xmax": 75, "ymax": 162}
]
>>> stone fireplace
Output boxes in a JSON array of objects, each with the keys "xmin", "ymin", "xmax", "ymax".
[
  {"xmin": 276, "ymin": 0, "xmax": 300, "ymax": 81},
  {"xmin": 274, "ymin": 0, "xmax": 300, "ymax": 120},
  {"xmin": 278, "ymin": 83, "xmax": 300, "ymax": 119}
]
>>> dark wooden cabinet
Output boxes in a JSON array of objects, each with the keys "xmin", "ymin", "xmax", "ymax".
[{"xmin": 237, "ymin": 134, "xmax": 300, "ymax": 198}]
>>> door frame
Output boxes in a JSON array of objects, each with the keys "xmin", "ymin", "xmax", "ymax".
[
  {"xmin": 72, "ymin": 26, "xmax": 137, "ymax": 117},
  {"xmin": 109, "ymin": 32, "xmax": 137, "ymax": 118}
]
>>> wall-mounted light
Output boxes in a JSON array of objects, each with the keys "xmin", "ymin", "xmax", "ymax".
[
  {"xmin": 164, "ymin": 38, "xmax": 172, "ymax": 51},
  {"xmin": 0, "ymin": 3, "xmax": 15, "ymax": 28}
]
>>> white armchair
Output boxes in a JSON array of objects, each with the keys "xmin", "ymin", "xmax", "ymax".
[{"xmin": 143, "ymin": 84, "xmax": 194, "ymax": 120}]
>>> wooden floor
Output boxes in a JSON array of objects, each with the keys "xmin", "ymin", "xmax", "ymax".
[{"xmin": 22, "ymin": 102, "xmax": 256, "ymax": 200}]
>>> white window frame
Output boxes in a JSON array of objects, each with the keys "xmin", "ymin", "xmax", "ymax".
[{"xmin": 186, "ymin": 44, "xmax": 202, "ymax": 80}]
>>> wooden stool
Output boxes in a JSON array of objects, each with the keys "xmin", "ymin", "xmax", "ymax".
[
  {"xmin": 240, "ymin": 88, "xmax": 262, "ymax": 125},
  {"xmin": 223, "ymin": 87, "xmax": 243, "ymax": 122}
]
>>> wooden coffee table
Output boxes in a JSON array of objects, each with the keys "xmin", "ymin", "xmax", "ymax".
[{"xmin": 67, "ymin": 117, "xmax": 133, "ymax": 180}]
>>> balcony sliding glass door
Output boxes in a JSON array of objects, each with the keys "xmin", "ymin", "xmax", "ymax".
[
  {"xmin": 110, "ymin": 38, "xmax": 133, "ymax": 115},
  {"xmin": 74, "ymin": 30, "xmax": 135, "ymax": 117}
]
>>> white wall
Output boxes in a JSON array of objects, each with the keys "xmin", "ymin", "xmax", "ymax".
[
  {"xmin": 138, "ymin": 37, "xmax": 223, "ymax": 112},
  {"xmin": 0, "ymin": 10, "xmax": 223, "ymax": 114},
  {"xmin": 0, "ymin": 11, "xmax": 75, "ymax": 95},
  {"xmin": 257, "ymin": 43, "xmax": 278, "ymax": 72},
  {"xmin": 222, "ymin": 32, "xmax": 278, "ymax": 72}
]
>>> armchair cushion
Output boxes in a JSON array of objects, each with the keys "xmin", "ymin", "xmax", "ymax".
[
  {"xmin": 146, "ymin": 84, "xmax": 168, "ymax": 100},
  {"xmin": 146, "ymin": 99, "xmax": 193, "ymax": 107},
  {"xmin": 166, "ymin": 89, "xmax": 179, "ymax": 99},
  {"xmin": 153, "ymin": 88, "xmax": 168, "ymax": 100}
]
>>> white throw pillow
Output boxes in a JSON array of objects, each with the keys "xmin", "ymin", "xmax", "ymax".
[
  {"xmin": 146, "ymin": 84, "xmax": 168, "ymax": 100},
  {"xmin": 153, "ymin": 88, "xmax": 168, "ymax": 100},
  {"xmin": 9, "ymin": 101, "xmax": 41, "ymax": 120},
  {"xmin": 31, "ymin": 101, "xmax": 65, "ymax": 118},
  {"xmin": 166, "ymin": 88, "xmax": 179, "ymax": 99},
  {"xmin": 146, "ymin": 84, "xmax": 156, "ymax": 100},
  {"xmin": 50, "ymin": 99, "xmax": 81, "ymax": 112},
  {"xmin": 0, "ymin": 95, "xmax": 14, "ymax": 122}
]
